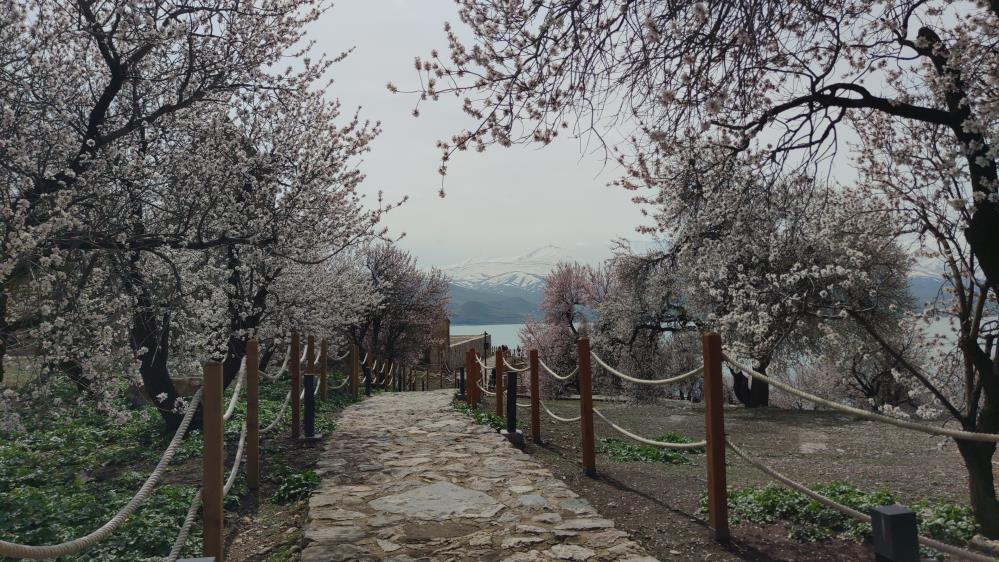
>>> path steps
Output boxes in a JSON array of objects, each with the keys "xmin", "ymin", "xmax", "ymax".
[{"xmin": 303, "ymin": 389, "xmax": 657, "ymax": 561}]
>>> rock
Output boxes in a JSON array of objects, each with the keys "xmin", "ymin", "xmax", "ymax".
[
  {"xmin": 517, "ymin": 495, "xmax": 550, "ymax": 508},
  {"xmin": 369, "ymin": 482, "xmax": 504, "ymax": 520},
  {"xmin": 532, "ymin": 513, "xmax": 563, "ymax": 524},
  {"xmin": 555, "ymin": 518, "xmax": 615, "ymax": 531},
  {"xmin": 301, "ymin": 543, "xmax": 369, "ymax": 562},
  {"xmin": 500, "ymin": 536, "xmax": 545, "ymax": 548},
  {"xmin": 546, "ymin": 544, "xmax": 596, "ymax": 560},
  {"xmin": 377, "ymin": 539, "xmax": 402, "ymax": 552},
  {"xmin": 304, "ymin": 525, "xmax": 366, "ymax": 542},
  {"xmin": 559, "ymin": 498, "xmax": 596, "ymax": 515}
]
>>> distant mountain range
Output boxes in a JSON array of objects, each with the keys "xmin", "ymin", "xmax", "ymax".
[
  {"xmin": 443, "ymin": 246, "xmax": 564, "ymax": 324},
  {"xmin": 444, "ymin": 246, "xmax": 948, "ymax": 324}
]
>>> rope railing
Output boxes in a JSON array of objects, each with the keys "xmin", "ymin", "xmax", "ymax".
[
  {"xmin": 477, "ymin": 381, "xmax": 496, "ymax": 397},
  {"xmin": 592, "ymin": 408, "xmax": 707, "ymax": 449},
  {"xmin": 540, "ymin": 401, "xmax": 581, "ymax": 423},
  {"xmin": 167, "ymin": 417, "xmax": 249, "ymax": 561},
  {"xmin": 538, "ymin": 357, "xmax": 577, "ymax": 381},
  {"xmin": 591, "ymin": 352, "xmax": 703, "ymax": 386},
  {"xmin": 0, "ymin": 388, "xmax": 204, "ymax": 559},
  {"xmin": 721, "ymin": 352, "xmax": 999, "ymax": 443},
  {"xmin": 502, "ymin": 358, "xmax": 529, "ymax": 373},
  {"xmin": 223, "ymin": 361, "xmax": 247, "ymax": 422},
  {"xmin": 725, "ymin": 439, "xmax": 997, "ymax": 562},
  {"xmin": 263, "ymin": 391, "xmax": 292, "ymax": 433},
  {"xmin": 450, "ymin": 334, "xmax": 485, "ymax": 348}
]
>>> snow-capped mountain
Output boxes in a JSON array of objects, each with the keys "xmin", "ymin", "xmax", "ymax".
[
  {"xmin": 443, "ymin": 246, "xmax": 572, "ymax": 324},
  {"xmin": 443, "ymin": 245, "xmax": 565, "ymax": 293}
]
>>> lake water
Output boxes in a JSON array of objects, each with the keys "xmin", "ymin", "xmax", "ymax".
[
  {"xmin": 451, "ymin": 324, "xmax": 525, "ymax": 349},
  {"xmin": 453, "ymin": 318, "xmax": 964, "ymax": 353}
]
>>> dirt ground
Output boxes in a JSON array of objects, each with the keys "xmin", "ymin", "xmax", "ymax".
[{"xmin": 476, "ymin": 394, "xmax": 988, "ymax": 561}]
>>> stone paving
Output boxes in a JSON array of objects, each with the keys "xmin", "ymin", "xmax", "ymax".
[{"xmin": 303, "ymin": 389, "xmax": 658, "ymax": 561}]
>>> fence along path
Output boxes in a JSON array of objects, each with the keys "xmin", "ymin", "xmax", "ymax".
[
  {"xmin": 483, "ymin": 334, "xmax": 998, "ymax": 562},
  {"xmin": 0, "ymin": 331, "xmax": 356, "ymax": 561}
]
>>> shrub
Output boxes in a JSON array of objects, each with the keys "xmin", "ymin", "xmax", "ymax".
[
  {"xmin": 273, "ymin": 470, "xmax": 321, "ymax": 503},
  {"xmin": 596, "ymin": 432, "xmax": 701, "ymax": 464}
]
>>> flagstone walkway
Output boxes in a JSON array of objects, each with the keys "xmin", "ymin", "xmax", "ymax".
[{"xmin": 302, "ymin": 389, "xmax": 657, "ymax": 561}]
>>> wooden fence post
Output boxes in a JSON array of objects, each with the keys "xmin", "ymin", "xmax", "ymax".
[
  {"xmin": 703, "ymin": 331, "xmax": 729, "ymax": 542},
  {"xmin": 364, "ymin": 352, "xmax": 372, "ymax": 397},
  {"xmin": 290, "ymin": 331, "xmax": 301, "ymax": 440},
  {"xmin": 529, "ymin": 349, "xmax": 541, "ymax": 443},
  {"xmin": 464, "ymin": 350, "xmax": 473, "ymax": 406},
  {"xmin": 319, "ymin": 338, "xmax": 328, "ymax": 401},
  {"xmin": 246, "ymin": 339, "xmax": 260, "ymax": 492},
  {"xmin": 350, "ymin": 344, "xmax": 359, "ymax": 397},
  {"xmin": 495, "ymin": 346, "xmax": 505, "ymax": 418},
  {"xmin": 202, "ymin": 361, "xmax": 224, "ymax": 561},
  {"xmin": 577, "ymin": 337, "xmax": 596, "ymax": 477}
]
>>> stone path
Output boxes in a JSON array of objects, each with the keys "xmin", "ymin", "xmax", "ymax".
[{"xmin": 303, "ymin": 389, "xmax": 658, "ymax": 561}]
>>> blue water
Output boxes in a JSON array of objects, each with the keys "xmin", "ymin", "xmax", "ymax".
[{"xmin": 451, "ymin": 324, "xmax": 525, "ymax": 349}]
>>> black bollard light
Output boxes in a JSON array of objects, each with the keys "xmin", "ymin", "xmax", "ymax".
[
  {"xmin": 301, "ymin": 374, "xmax": 321, "ymax": 442},
  {"xmin": 871, "ymin": 505, "xmax": 919, "ymax": 562},
  {"xmin": 457, "ymin": 367, "xmax": 466, "ymax": 401},
  {"xmin": 364, "ymin": 365, "xmax": 372, "ymax": 396},
  {"xmin": 501, "ymin": 371, "xmax": 524, "ymax": 449}
]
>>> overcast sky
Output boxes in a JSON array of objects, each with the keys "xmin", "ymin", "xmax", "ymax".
[{"xmin": 311, "ymin": 0, "xmax": 647, "ymax": 267}]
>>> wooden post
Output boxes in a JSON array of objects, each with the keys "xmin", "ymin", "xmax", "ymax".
[
  {"xmin": 290, "ymin": 331, "xmax": 301, "ymax": 440},
  {"xmin": 578, "ymin": 337, "xmax": 596, "ymax": 477},
  {"xmin": 350, "ymin": 344, "xmax": 359, "ymax": 397},
  {"xmin": 319, "ymin": 338, "xmax": 328, "ymax": 401},
  {"xmin": 703, "ymin": 332, "xmax": 729, "ymax": 542},
  {"xmin": 364, "ymin": 352, "xmax": 372, "ymax": 397},
  {"xmin": 495, "ymin": 346, "xmax": 505, "ymax": 418},
  {"xmin": 202, "ymin": 362, "xmax": 224, "ymax": 561},
  {"xmin": 464, "ymin": 350, "xmax": 473, "ymax": 406},
  {"xmin": 529, "ymin": 349, "xmax": 541, "ymax": 443},
  {"xmin": 246, "ymin": 339, "xmax": 260, "ymax": 492}
]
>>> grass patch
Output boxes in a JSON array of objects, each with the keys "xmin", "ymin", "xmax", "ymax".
[
  {"xmin": 0, "ymin": 372, "xmax": 357, "ymax": 561},
  {"xmin": 596, "ymin": 432, "xmax": 701, "ymax": 464},
  {"xmin": 453, "ymin": 401, "xmax": 505, "ymax": 431},
  {"xmin": 713, "ymin": 482, "xmax": 977, "ymax": 556}
]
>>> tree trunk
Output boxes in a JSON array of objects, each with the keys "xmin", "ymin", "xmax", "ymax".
[
  {"xmin": 731, "ymin": 367, "xmax": 769, "ymax": 407},
  {"xmin": 957, "ymin": 439, "xmax": 999, "ymax": 538}
]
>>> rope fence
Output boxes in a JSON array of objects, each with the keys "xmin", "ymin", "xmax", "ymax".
[
  {"xmin": 0, "ymin": 330, "xmax": 378, "ymax": 562},
  {"xmin": 453, "ymin": 335, "xmax": 999, "ymax": 561},
  {"xmin": 721, "ymin": 352, "xmax": 999, "ymax": 443}
]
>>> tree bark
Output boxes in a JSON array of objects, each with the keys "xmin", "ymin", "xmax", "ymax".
[
  {"xmin": 731, "ymin": 367, "xmax": 769, "ymax": 407},
  {"xmin": 957, "ymin": 440, "xmax": 999, "ymax": 538}
]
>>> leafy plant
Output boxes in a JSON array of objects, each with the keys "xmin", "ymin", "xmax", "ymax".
[
  {"xmin": 716, "ymin": 482, "xmax": 978, "ymax": 554},
  {"xmin": 596, "ymin": 434, "xmax": 698, "ymax": 465},
  {"xmin": 453, "ymin": 402, "xmax": 505, "ymax": 431},
  {"xmin": 273, "ymin": 470, "xmax": 321, "ymax": 503}
]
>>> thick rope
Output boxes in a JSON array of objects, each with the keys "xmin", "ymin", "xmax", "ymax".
[
  {"xmin": 722, "ymin": 352, "xmax": 999, "ymax": 443},
  {"xmin": 333, "ymin": 350, "xmax": 350, "ymax": 361},
  {"xmin": 726, "ymin": 440, "xmax": 997, "ymax": 562},
  {"xmin": 538, "ymin": 358, "xmax": 577, "ymax": 381},
  {"xmin": 167, "ymin": 420, "xmax": 248, "ymax": 562},
  {"xmin": 0, "ymin": 389, "xmax": 203, "ymax": 559},
  {"xmin": 223, "ymin": 361, "xmax": 246, "ymax": 422},
  {"xmin": 263, "ymin": 391, "xmax": 292, "ymax": 433},
  {"xmin": 592, "ymin": 408, "xmax": 706, "ymax": 449},
  {"xmin": 166, "ymin": 489, "xmax": 201, "ymax": 562},
  {"xmin": 502, "ymin": 359, "xmax": 530, "ymax": 373},
  {"xmin": 260, "ymin": 345, "xmax": 291, "ymax": 381},
  {"xmin": 476, "ymin": 356, "xmax": 488, "ymax": 369},
  {"xmin": 540, "ymin": 401, "xmax": 581, "ymax": 422},
  {"xmin": 450, "ymin": 334, "xmax": 484, "ymax": 348},
  {"xmin": 361, "ymin": 352, "xmax": 368, "ymax": 364},
  {"xmin": 477, "ymin": 381, "xmax": 496, "ymax": 397},
  {"xmin": 591, "ymin": 352, "xmax": 703, "ymax": 386},
  {"xmin": 515, "ymin": 401, "xmax": 531, "ymax": 408},
  {"xmin": 331, "ymin": 377, "xmax": 349, "ymax": 390}
]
